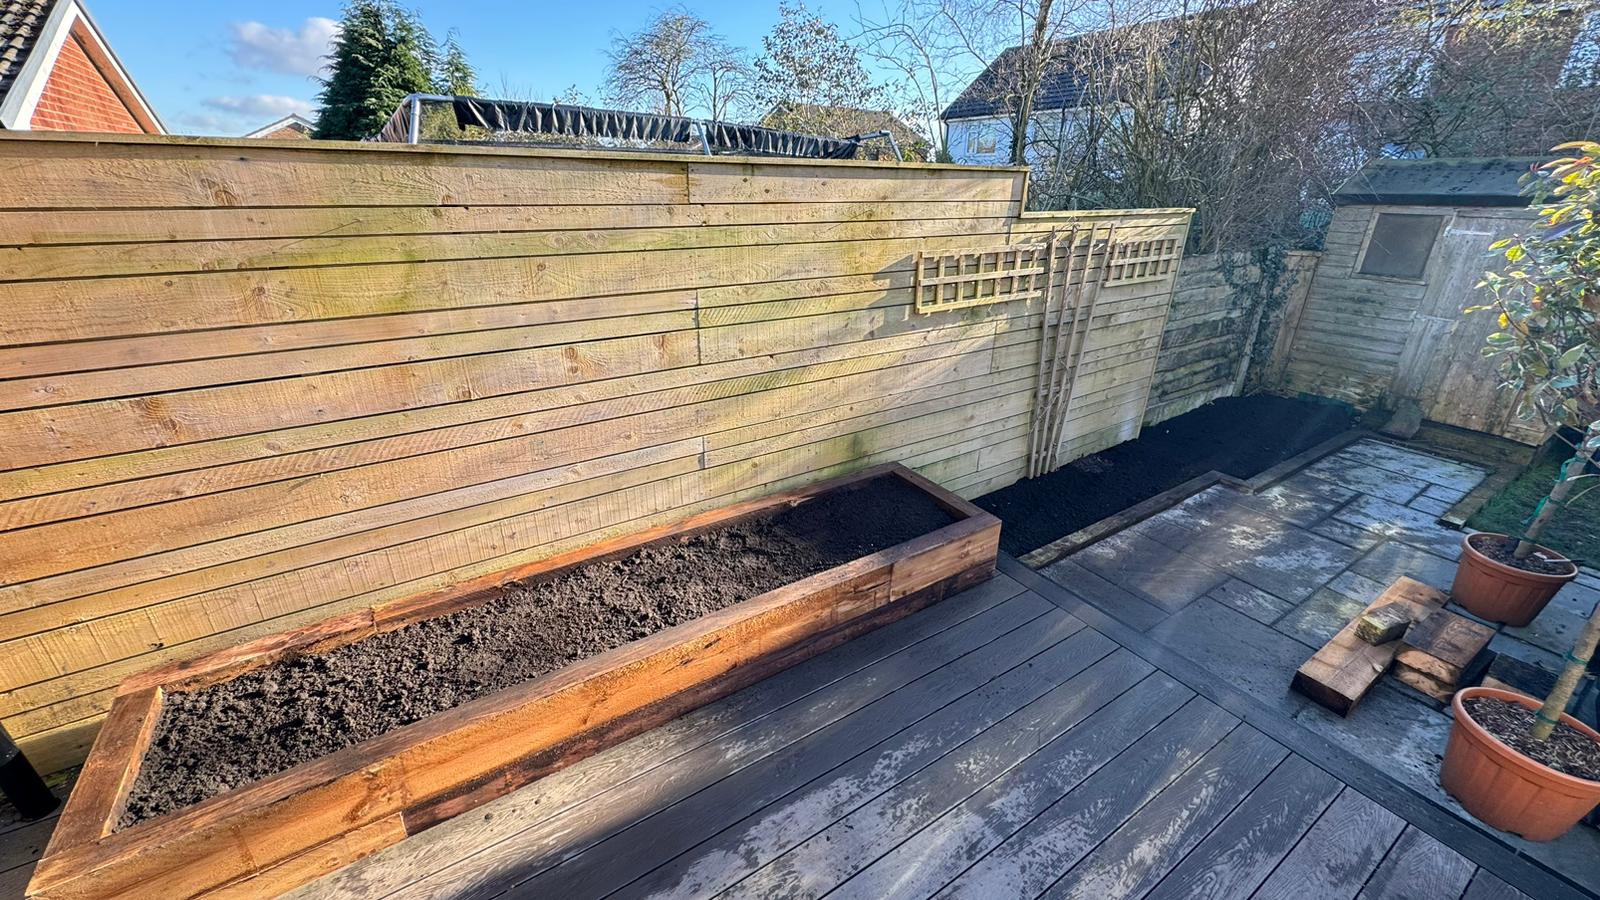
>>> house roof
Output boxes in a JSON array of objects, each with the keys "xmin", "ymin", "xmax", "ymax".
[
  {"xmin": 0, "ymin": 0, "xmax": 54, "ymax": 102},
  {"xmin": 942, "ymin": 40, "xmax": 1092, "ymax": 121},
  {"xmin": 0, "ymin": 0, "xmax": 162, "ymax": 132},
  {"xmin": 1333, "ymin": 157, "xmax": 1544, "ymax": 207},
  {"xmin": 760, "ymin": 103, "xmax": 926, "ymax": 149},
  {"xmin": 243, "ymin": 113, "xmax": 316, "ymax": 139}
]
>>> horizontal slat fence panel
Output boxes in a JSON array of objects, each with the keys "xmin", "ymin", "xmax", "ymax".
[{"xmin": 0, "ymin": 132, "xmax": 1189, "ymax": 775}]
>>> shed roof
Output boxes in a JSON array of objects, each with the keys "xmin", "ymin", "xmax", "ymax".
[{"xmin": 1332, "ymin": 157, "xmax": 1543, "ymax": 207}]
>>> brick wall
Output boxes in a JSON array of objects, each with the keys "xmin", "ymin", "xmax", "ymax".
[{"xmin": 29, "ymin": 31, "xmax": 143, "ymax": 134}]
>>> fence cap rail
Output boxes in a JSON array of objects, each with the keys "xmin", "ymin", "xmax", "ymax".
[{"xmin": 0, "ymin": 129, "xmax": 1031, "ymax": 174}]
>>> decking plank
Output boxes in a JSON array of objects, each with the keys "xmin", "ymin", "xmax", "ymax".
[
  {"xmin": 1354, "ymin": 827, "xmax": 1476, "ymax": 900},
  {"xmin": 1144, "ymin": 754, "xmax": 1343, "ymax": 900},
  {"xmin": 384, "ymin": 601, "xmax": 1083, "ymax": 900},
  {"xmin": 1038, "ymin": 725, "xmax": 1289, "ymax": 899},
  {"xmin": 821, "ymin": 672, "xmax": 1197, "ymax": 900},
  {"xmin": 1250, "ymin": 788, "xmax": 1406, "ymax": 900},
  {"xmin": 1462, "ymin": 869, "xmax": 1534, "ymax": 900},
  {"xmin": 507, "ymin": 615, "xmax": 1106, "ymax": 899},
  {"xmin": 290, "ymin": 577, "xmax": 1036, "ymax": 899},
  {"xmin": 667, "ymin": 652, "xmax": 1165, "ymax": 900},
  {"xmin": 932, "ymin": 697, "xmax": 1239, "ymax": 899}
]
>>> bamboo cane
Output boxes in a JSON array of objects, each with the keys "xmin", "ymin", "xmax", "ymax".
[{"xmin": 1046, "ymin": 224, "xmax": 1116, "ymax": 471}]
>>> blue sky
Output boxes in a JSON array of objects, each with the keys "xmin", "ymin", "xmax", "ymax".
[{"xmin": 86, "ymin": 0, "xmax": 894, "ymax": 136}]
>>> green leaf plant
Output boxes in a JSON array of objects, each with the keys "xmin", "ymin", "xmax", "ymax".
[{"xmin": 1470, "ymin": 142, "xmax": 1600, "ymax": 740}]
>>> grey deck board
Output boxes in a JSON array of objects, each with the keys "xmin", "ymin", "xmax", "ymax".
[
  {"xmin": 826, "ymin": 672, "xmax": 1197, "ymax": 900},
  {"xmin": 1144, "ymin": 754, "xmax": 1343, "ymax": 900},
  {"xmin": 1251, "ymin": 788, "xmax": 1407, "ymax": 900},
  {"xmin": 1355, "ymin": 826, "xmax": 1476, "ymax": 900},
  {"xmin": 1462, "ymin": 870, "xmax": 1535, "ymax": 900},
  {"xmin": 710, "ymin": 664, "xmax": 1183, "ymax": 900},
  {"xmin": 1038, "ymin": 725, "xmax": 1289, "ymax": 899},
  {"xmin": 292, "ymin": 569, "xmax": 1592, "ymax": 900},
  {"xmin": 459, "ymin": 605, "xmax": 1089, "ymax": 899},
  {"xmin": 511, "ymin": 613, "xmax": 1101, "ymax": 898},
  {"xmin": 933, "ymin": 698, "xmax": 1240, "ymax": 899},
  {"xmin": 307, "ymin": 580, "xmax": 1048, "ymax": 900}
]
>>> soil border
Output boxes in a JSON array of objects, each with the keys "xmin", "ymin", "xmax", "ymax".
[
  {"xmin": 1019, "ymin": 426, "xmax": 1369, "ymax": 568},
  {"xmin": 31, "ymin": 464, "xmax": 999, "ymax": 900}
]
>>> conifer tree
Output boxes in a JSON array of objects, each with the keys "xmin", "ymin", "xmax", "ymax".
[{"xmin": 314, "ymin": 0, "xmax": 435, "ymax": 140}]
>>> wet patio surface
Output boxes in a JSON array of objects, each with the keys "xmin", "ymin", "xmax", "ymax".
[{"xmin": 1043, "ymin": 437, "xmax": 1600, "ymax": 890}]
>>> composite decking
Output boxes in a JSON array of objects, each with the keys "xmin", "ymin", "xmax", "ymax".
[{"xmin": 266, "ymin": 564, "xmax": 1577, "ymax": 900}]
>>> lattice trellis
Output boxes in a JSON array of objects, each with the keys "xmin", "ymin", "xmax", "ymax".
[
  {"xmin": 1104, "ymin": 237, "xmax": 1182, "ymax": 285},
  {"xmin": 913, "ymin": 242, "xmax": 1049, "ymax": 314}
]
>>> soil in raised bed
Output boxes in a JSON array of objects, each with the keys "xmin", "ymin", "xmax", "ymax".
[
  {"xmin": 1463, "ymin": 696, "xmax": 1600, "ymax": 782},
  {"xmin": 976, "ymin": 395, "xmax": 1357, "ymax": 557},
  {"xmin": 120, "ymin": 475, "xmax": 955, "ymax": 826}
]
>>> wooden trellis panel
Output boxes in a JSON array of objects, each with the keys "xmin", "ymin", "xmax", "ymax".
[
  {"xmin": 1104, "ymin": 236, "xmax": 1182, "ymax": 285},
  {"xmin": 914, "ymin": 242, "xmax": 1049, "ymax": 314}
]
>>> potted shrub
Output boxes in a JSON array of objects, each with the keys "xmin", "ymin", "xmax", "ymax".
[
  {"xmin": 1442, "ymin": 143, "xmax": 1600, "ymax": 841},
  {"xmin": 1453, "ymin": 146, "xmax": 1598, "ymax": 627}
]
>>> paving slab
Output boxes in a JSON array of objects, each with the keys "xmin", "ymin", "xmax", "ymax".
[
  {"xmin": 1275, "ymin": 587, "xmax": 1370, "ymax": 649},
  {"xmin": 1070, "ymin": 529, "xmax": 1230, "ymax": 613},
  {"xmin": 1422, "ymin": 482, "xmax": 1472, "ymax": 504},
  {"xmin": 1334, "ymin": 494, "xmax": 1466, "ymax": 559},
  {"xmin": 1501, "ymin": 581, "xmax": 1600, "ymax": 657},
  {"xmin": 1147, "ymin": 598, "xmax": 1312, "ymax": 717},
  {"xmin": 1312, "ymin": 517, "xmax": 1387, "ymax": 553},
  {"xmin": 1408, "ymin": 494, "xmax": 1454, "ymax": 517},
  {"xmin": 1207, "ymin": 578, "xmax": 1297, "ymax": 626},
  {"xmin": 1300, "ymin": 455, "xmax": 1431, "ymax": 505},
  {"xmin": 1337, "ymin": 440, "xmax": 1488, "ymax": 493},
  {"xmin": 1292, "ymin": 682, "xmax": 1454, "ymax": 810},
  {"xmin": 1349, "ymin": 541, "xmax": 1460, "ymax": 594},
  {"xmin": 1238, "ymin": 475, "xmax": 1359, "ymax": 528}
]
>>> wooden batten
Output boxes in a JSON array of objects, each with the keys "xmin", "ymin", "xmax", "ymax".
[
  {"xmin": 0, "ymin": 132, "xmax": 1189, "ymax": 798},
  {"xmin": 28, "ymin": 466, "xmax": 999, "ymax": 900}
]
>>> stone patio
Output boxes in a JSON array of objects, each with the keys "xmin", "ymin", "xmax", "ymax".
[{"xmin": 1039, "ymin": 437, "xmax": 1600, "ymax": 890}]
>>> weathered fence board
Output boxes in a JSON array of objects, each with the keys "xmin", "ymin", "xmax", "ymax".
[{"xmin": 0, "ymin": 133, "xmax": 1190, "ymax": 774}]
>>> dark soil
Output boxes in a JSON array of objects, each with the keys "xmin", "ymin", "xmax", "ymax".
[
  {"xmin": 1464, "ymin": 697, "xmax": 1600, "ymax": 782},
  {"xmin": 120, "ymin": 475, "xmax": 954, "ymax": 827},
  {"xmin": 976, "ymin": 395, "xmax": 1357, "ymax": 556},
  {"xmin": 1470, "ymin": 533, "xmax": 1576, "ymax": 577}
]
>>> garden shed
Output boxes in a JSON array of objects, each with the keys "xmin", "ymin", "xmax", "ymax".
[{"xmin": 1279, "ymin": 157, "xmax": 1548, "ymax": 444}]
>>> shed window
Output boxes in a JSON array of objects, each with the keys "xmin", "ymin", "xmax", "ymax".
[{"xmin": 1358, "ymin": 213, "xmax": 1444, "ymax": 279}]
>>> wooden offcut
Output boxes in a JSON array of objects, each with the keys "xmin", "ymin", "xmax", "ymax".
[
  {"xmin": 28, "ymin": 465, "xmax": 1000, "ymax": 900},
  {"xmin": 1355, "ymin": 602, "xmax": 1413, "ymax": 645},
  {"xmin": 1291, "ymin": 577, "xmax": 1447, "ymax": 716},
  {"xmin": 1393, "ymin": 611, "xmax": 1494, "ymax": 701}
]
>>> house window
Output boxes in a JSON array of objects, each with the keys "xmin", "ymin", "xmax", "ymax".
[
  {"xmin": 967, "ymin": 126, "xmax": 998, "ymax": 156},
  {"xmin": 1357, "ymin": 212, "xmax": 1445, "ymax": 280}
]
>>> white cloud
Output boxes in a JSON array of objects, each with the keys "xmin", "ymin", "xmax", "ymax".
[
  {"xmin": 228, "ymin": 17, "xmax": 339, "ymax": 77},
  {"xmin": 202, "ymin": 95, "xmax": 317, "ymax": 118}
]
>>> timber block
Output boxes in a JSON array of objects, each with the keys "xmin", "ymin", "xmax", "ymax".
[
  {"xmin": 1355, "ymin": 602, "xmax": 1412, "ymax": 645},
  {"xmin": 1292, "ymin": 576, "xmax": 1447, "ymax": 716},
  {"xmin": 1396, "ymin": 611, "xmax": 1494, "ymax": 684}
]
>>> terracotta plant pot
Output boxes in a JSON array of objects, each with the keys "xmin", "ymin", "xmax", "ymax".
[
  {"xmin": 1451, "ymin": 533, "xmax": 1577, "ymax": 627},
  {"xmin": 1441, "ymin": 687, "xmax": 1600, "ymax": 841}
]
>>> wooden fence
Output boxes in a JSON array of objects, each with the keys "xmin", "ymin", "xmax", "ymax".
[{"xmin": 0, "ymin": 132, "xmax": 1190, "ymax": 773}]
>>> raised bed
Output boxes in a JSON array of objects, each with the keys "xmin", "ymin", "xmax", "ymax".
[{"xmin": 29, "ymin": 464, "xmax": 999, "ymax": 900}]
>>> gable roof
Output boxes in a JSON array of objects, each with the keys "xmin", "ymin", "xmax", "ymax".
[
  {"xmin": 0, "ymin": 0, "xmax": 53, "ymax": 101},
  {"xmin": 943, "ymin": 40, "xmax": 1093, "ymax": 121},
  {"xmin": 1333, "ymin": 157, "xmax": 1543, "ymax": 207},
  {"xmin": 243, "ymin": 113, "xmax": 316, "ymax": 139},
  {"xmin": 0, "ymin": 0, "xmax": 162, "ymax": 132}
]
